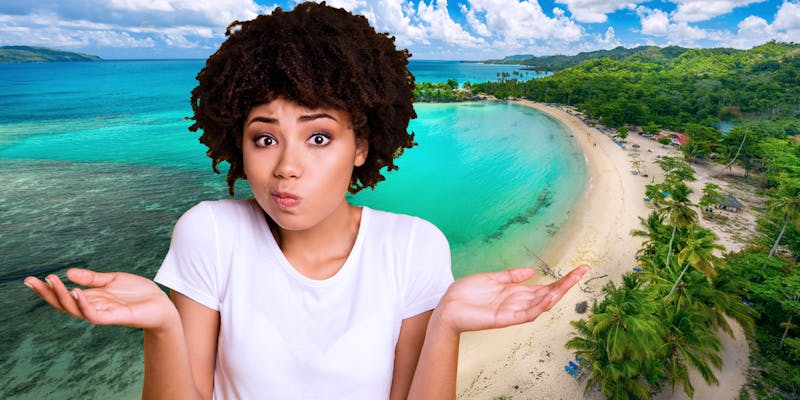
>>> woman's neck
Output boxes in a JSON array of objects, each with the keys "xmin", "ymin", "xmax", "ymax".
[{"xmin": 272, "ymin": 201, "xmax": 363, "ymax": 280}]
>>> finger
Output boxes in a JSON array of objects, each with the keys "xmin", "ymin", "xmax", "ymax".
[
  {"xmin": 67, "ymin": 268, "xmax": 116, "ymax": 288},
  {"xmin": 24, "ymin": 276, "xmax": 66, "ymax": 312},
  {"xmin": 72, "ymin": 288, "xmax": 110, "ymax": 325},
  {"xmin": 543, "ymin": 265, "xmax": 591, "ymax": 309},
  {"xmin": 483, "ymin": 268, "xmax": 535, "ymax": 284},
  {"xmin": 47, "ymin": 274, "xmax": 86, "ymax": 318},
  {"xmin": 550, "ymin": 264, "xmax": 591, "ymax": 293}
]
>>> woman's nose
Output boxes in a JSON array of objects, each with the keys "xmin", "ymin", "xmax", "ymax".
[{"xmin": 273, "ymin": 143, "xmax": 302, "ymax": 179}]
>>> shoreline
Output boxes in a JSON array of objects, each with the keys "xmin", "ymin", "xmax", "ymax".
[{"xmin": 456, "ymin": 100, "xmax": 750, "ymax": 399}]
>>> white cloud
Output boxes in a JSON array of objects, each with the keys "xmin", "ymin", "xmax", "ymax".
[
  {"xmin": 416, "ymin": 0, "xmax": 486, "ymax": 48},
  {"xmin": 730, "ymin": 1, "xmax": 800, "ymax": 47},
  {"xmin": 459, "ymin": 3, "xmax": 491, "ymax": 37},
  {"xmin": 362, "ymin": 0, "xmax": 427, "ymax": 45},
  {"xmin": 670, "ymin": 0, "xmax": 768, "ymax": 23},
  {"xmin": 637, "ymin": 6, "xmax": 669, "ymax": 36},
  {"xmin": 635, "ymin": 6, "xmax": 732, "ymax": 46},
  {"xmin": 0, "ymin": 11, "xmax": 153, "ymax": 48},
  {"xmin": 553, "ymin": 0, "xmax": 641, "ymax": 23},
  {"xmin": 596, "ymin": 26, "xmax": 621, "ymax": 48},
  {"xmin": 773, "ymin": 0, "xmax": 800, "ymax": 32},
  {"xmin": 462, "ymin": 0, "xmax": 582, "ymax": 43},
  {"xmin": 0, "ymin": 1, "xmax": 272, "ymax": 52},
  {"xmin": 730, "ymin": 15, "xmax": 774, "ymax": 47}
]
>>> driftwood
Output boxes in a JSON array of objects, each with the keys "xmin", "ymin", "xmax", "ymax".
[
  {"xmin": 583, "ymin": 274, "xmax": 608, "ymax": 285},
  {"xmin": 524, "ymin": 246, "xmax": 561, "ymax": 278}
]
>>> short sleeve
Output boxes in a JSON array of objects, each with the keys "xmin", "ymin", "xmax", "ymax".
[
  {"xmin": 154, "ymin": 202, "xmax": 222, "ymax": 311},
  {"xmin": 401, "ymin": 218, "xmax": 454, "ymax": 319}
]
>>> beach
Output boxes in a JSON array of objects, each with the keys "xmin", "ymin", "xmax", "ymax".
[{"xmin": 456, "ymin": 100, "xmax": 752, "ymax": 399}]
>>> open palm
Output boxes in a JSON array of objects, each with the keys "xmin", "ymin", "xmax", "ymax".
[
  {"xmin": 438, "ymin": 265, "xmax": 590, "ymax": 333},
  {"xmin": 24, "ymin": 268, "xmax": 177, "ymax": 330}
]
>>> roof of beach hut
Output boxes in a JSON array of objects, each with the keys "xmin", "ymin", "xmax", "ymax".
[{"xmin": 722, "ymin": 194, "xmax": 743, "ymax": 209}]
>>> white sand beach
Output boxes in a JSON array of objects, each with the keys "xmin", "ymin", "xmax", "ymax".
[{"xmin": 456, "ymin": 100, "xmax": 752, "ymax": 400}]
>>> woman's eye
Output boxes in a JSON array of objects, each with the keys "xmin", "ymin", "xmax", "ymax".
[
  {"xmin": 309, "ymin": 133, "xmax": 331, "ymax": 146},
  {"xmin": 255, "ymin": 135, "xmax": 276, "ymax": 147}
]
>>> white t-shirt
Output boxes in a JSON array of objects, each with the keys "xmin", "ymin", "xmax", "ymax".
[{"xmin": 154, "ymin": 199, "xmax": 454, "ymax": 399}]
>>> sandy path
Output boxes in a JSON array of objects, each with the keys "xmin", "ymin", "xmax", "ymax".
[{"xmin": 455, "ymin": 100, "xmax": 749, "ymax": 400}]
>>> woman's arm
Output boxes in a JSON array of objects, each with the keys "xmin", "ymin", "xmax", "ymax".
[
  {"xmin": 24, "ymin": 269, "xmax": 218, "ymax": 400},
  {"xmin": 389, "ymin": 310, "xmax": 433, "ymax": 400},
  {"xmin": 407, "ymin": 265, "xmax": 591, "ymax": 399},
  {"xmin": 143, "ymin": 291, "xmax": 219, "ymax": 400}
]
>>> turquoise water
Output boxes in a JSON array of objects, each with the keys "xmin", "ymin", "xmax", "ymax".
[
  {"xmin": 0, "ymin": 60, "xmax": 584, "ymax": 398},
  {"xmin": 410, "ymin": 60, "xmax": 538, "ymax": 83}
]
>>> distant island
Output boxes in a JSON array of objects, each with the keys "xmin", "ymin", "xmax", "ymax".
[
  {"xmin": 0, "ymin": 46, "xmax": 102, "ymax": 63},
  {"xmin": 480, "ymin": 45, "xmax": 692, "ymax": 72}
]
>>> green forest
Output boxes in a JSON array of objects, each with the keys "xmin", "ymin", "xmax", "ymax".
[
  {"xmin": 481, "ymin": 45, "xmax": 694, "ymax": 73},
  {"xmin": 464, "ymin": 42, "xmax": 800, "ymax": 399}
]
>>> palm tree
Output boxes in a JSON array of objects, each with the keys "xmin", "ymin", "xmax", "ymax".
[
  {"xmin": 630, "ymin": 211, "xmax": 668, "ymax": 257},
  {"xmin": 707, "ymin": 269, "xmax": 758, "ymax": 337},
  {"xmin": 665, "ymin": 225, "xmax": 724, "ymax": 301},
  {"xmin": 765, "ymin": 182, "xmax": 800, "ymax": 260},
  {"xmin": 658, "ymin": 183, "xmax": 698, "ymax": 268},
  {"xmin": 659, "ymin": 304, "xmax": 723, "ymax": 398},
  {"xmin": 567, "ymin": 275, "xmax": 664, "ymax": 399},
  {"xmin": 717, "ymin": 130, "xmax": 747, "ymax": 177}
]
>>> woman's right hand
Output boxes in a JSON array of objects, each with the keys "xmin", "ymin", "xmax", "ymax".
[{"xmin": 24, "ymin": 268, "xmax": 178, "ymax": 332}]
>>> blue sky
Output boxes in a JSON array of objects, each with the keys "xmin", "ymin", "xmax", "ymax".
[{"xmin": 0, "ymin": 0, "xmax": 797, "ymax": 60}]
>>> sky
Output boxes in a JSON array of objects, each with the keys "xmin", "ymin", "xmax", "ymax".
[{"xmin": 0, "ymin": 0, "xmax": 797, "ymax": 60}]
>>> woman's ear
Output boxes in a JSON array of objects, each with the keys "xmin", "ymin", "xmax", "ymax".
[{"xmin": 354, "ymin": 137, "xmax": 369, "ymax": 167}]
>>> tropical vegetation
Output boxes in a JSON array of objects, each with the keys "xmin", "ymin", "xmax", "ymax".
[
  {"xmin": 567, "ymin": 157, "xmax": 762, "ymax": 399},
  {"xmin": 438, "ymin": 41, "xmax": 800, "ymax": 398},
  {"xmin": 567, "ymin": 156, "xmax": 799, "ymax": 399}
]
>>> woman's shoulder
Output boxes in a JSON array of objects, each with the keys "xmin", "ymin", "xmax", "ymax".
[{"xmin": 363, "ymin": 207, "xmax": 446, "ymax": 243}]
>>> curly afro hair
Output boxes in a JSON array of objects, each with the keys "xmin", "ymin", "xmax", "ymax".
[{"xmin": 189, "ymin": 1, "xmax": 417, "ymax": 196}]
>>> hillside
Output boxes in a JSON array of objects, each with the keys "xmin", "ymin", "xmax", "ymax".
[
  {"xmin": 0, "ymin": 46, "xmax": 102, "ymax": 63},
  {"xmin": 485, "ymin": 45, "xmax": 694, "ymax": 71},
  {"xmin": 473, "ymin": 41, "xmax": 800, "ymax": 128}
]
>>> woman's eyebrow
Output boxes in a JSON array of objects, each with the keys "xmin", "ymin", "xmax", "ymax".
[
  {"xmin": 246, "ymin": 113, "xmax": 337, "ymax": 126},
  {"xmin": 298, "ymin": 113, "xmax": 338, "ymax": 122},
  {"xmin": 246, "ymin": 116, "xmax": 278, "ymax": 126}
]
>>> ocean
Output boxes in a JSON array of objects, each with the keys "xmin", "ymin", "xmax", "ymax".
[{"xmin": 0, "ymin": 59, "xmax": 584, "ymax": 398}]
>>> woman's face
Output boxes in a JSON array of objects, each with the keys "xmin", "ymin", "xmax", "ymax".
[{"xmin": 242, "ymin": 98, "xmax": 368, "ymax": 232}]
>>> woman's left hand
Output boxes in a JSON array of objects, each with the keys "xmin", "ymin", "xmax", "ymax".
[{"xmin": 434, "ymin": 264, "xmax": 590, "ymax": 334}]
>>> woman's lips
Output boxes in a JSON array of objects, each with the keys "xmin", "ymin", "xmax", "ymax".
[{"xmin": 272, "ymin": 191, "xmax": 301, "ymax": 208}]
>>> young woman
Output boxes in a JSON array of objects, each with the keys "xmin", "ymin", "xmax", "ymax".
[{"xmin": 24, "ymin": 3, "xmax": 589, "ymax": 399}]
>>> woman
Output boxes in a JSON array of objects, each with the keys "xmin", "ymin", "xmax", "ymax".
[{"xmin": 24, "ymin": 3, "xmax": 589, "ymax": 399}]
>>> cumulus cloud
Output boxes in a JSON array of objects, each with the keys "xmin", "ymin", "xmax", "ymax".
[
  {"xmin": 459, "ymin": 3, "xmax": 492, "ymax": 37},
  {"xmin": 0, "ymin": 0, "xmax": 272, "ymax": 52},
  {"xmin": 635, "ymin": 5, "xmax": 732, "ymax": 46},
  {"xmin": 464, "ymin": 0, "xmax": 582, "ymax": 43},
  {"xmin": 772, "ymin": 0, "xmax": 800, "ymax": 34},
  {"xmin": 637, "ymin": 6, "xmax": 670, "ymax": 36},
  {"xmin": 596, "ymin": 26, "xmax": 622, "ymax": 48},
  {"xmin": 351, "ymin": 0, "xmax": 427, "ymax": 46},
  {"xmin": 730, "ymin": 0, "xmax": 800, "ymax": 47},
  {"xmin": 416, "ymin": 0, "xmax": 487, "ymax": 48},
  {"xmin": 670, "ymin": 0, "xmax": 768, "ymax": 23},
  {"xmin": 731, "ymin": 15, "xmax": 774, "ymax": 47},
  {"xmin": 553, "ymin": 0, "xmax": 641, "ymax": 23}
]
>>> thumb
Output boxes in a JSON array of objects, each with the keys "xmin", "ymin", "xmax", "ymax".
[
  {"xmin": 484, "ymin": 267, "xmax": 535, "ymax": 284},
  {"xmin": 67, "ymin": 268, "xmax": 116, "ymax": 288}
]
